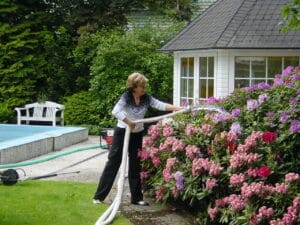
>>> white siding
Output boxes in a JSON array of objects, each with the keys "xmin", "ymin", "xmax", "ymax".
[
  {"xmin": 173, "ymin": 49, "xmax": 300, "ymax": 105},
  {"xmin": 216, "ymin": 50, "xmax": 230, "ymax": 98}
]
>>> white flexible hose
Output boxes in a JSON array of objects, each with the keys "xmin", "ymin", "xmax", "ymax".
[{"xmin": 94, "ymin": 106, "xmax": 227, "ymax": 225}]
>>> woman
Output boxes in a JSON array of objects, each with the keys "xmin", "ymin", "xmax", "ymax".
[{"xmin": 93, "ymin": 72, "xmax": 183, "ymax": 206}]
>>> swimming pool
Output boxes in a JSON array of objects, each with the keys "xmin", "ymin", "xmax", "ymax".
[{"xmin": 0, "ymin": 124, "xmax": 88, "ymax": 164}]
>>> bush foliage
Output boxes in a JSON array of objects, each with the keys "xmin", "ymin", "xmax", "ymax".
[
  {"xmin": 140, "ymin": 66, "xmax": 300, "ymax": 224},
  {"xmin": 65, "ymin": 22, "xmax": 184, "ymax": 128}
]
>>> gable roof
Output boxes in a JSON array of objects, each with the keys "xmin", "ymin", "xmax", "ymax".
[{"xmin": 160, "ymin": 0, "xmax": 300, "ymax": 52}]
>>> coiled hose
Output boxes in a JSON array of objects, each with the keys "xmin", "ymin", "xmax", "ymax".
[{"xmin": 95, "ymin": 105, "xmax": 227, "ymax": 225}]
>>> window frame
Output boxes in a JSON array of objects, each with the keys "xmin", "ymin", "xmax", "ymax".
[{"xmin": 177, "ymin": 53, "xmax": 216, "ymax": 105}]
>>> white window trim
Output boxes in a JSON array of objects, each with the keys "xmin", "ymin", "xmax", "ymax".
[
  {"xmin": 228, "ymin": 49, "xmax": 300, "ymax": 93},
  {"xmin": 174, "ymin": 51, "xmax": 217, "ymax": 105}
]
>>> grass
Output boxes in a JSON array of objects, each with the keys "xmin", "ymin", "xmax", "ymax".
[{"xmin": 0, "ymin": 180, "xmax": 132, "ymax": 225}]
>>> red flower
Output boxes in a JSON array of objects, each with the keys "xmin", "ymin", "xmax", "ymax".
[
  {"xmin": 262, "ymin": 131, "xmax": 277, "ymax": 144},
  {"xmin": 257, "ymin": 166, "xmax": 272, "ymax": 178}
]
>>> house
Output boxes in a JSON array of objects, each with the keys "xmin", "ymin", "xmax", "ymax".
[{"xmin": 160, "ymin": 0, "xmax": 300, "ymax": 106}]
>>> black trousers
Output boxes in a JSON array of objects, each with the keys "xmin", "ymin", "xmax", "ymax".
[{"xmin": 93, "ymin": 127, "xmax": 144, "ymax": 203}]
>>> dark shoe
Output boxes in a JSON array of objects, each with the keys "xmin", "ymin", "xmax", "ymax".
[{"xmin": 131, "ymin": 200, "xmax": 149, "ymax": 206}]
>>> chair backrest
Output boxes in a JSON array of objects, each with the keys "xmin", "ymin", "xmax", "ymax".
[
  {"xmin": 25, "ymin": 101, "xmax": 64, "ymax": 118},
  {"xmin": 32, "ymin": 106, "xmax": 44, "ymax": 117}
]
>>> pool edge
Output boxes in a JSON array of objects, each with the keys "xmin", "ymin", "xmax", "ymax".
[{"xmin": 0, "ymin": 126, "xmax": 89, "ymax": 164}]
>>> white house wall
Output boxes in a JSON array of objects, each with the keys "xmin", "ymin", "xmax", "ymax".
[{"xmin": 173, "ymin": 49, "xmax": 300, "ymax": 105}]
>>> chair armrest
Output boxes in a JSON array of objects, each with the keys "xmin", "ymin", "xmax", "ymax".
[{"xmin": 15, "ymin": 107, "xmax": 26, "ymax": 112}]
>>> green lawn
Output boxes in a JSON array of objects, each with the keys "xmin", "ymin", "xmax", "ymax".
[{"xmin": 0, "ymin": 180, "xmax": 132, "ymax": 225}]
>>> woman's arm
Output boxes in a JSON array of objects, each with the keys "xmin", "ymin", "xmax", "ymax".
[{"xmin": 165, "ymin": 103, "xmax": 184, "ymax": 111}]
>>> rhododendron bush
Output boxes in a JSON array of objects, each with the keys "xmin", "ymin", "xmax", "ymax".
[{"xmin": 139, "ymin": 66, "xmax": 300, "ymax": 225}]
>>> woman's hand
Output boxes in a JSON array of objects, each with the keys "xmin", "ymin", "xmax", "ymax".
[{"xmin": 123, "ymin": 117, "xmax": 135, "ymax": 130}]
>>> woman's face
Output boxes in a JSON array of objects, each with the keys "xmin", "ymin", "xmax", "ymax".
[{"xmin": 133, "ymin": 83, "xmax": 146, "ymax": 96}]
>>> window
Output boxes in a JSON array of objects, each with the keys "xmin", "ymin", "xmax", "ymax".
[
  {"xmin": 199, "ymin": 57, "xmax": 214, "ymax": 100},
  {"xmin": 180, "ymin": 57, "xmax": 194, "ymax": 105},
  {"xmin": 235, "ymin": 56, "xmax": 300, "ymax": 88},
  {"xmin": 179, "ymin": 56, "xmax": 215, "ymax": 105}
]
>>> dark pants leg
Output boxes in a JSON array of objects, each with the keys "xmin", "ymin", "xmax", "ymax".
[
  {"xmin": 93, "ymin": 127, "xmax": 144, "ymax": 202},
  {"xmin": 128, "ymin": 131, "xmax": 143, "ymax": 203},
  {"xmin": 93, "ymin": 127, "xmax": 125, "ymax": 201}
]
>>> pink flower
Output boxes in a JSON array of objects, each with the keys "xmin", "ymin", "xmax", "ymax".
[
  {"xmin": 201, "ymin": 123, "xmax": 212, "ymax": 135},
  {"xmin": 172, "ymin": 139, "xmax": 185, "ymax": 152},
  {"xmin": 285, "ymin": 172, "xmax": 300, "ymax": 183},
  {"xmin": 138, "ymin": 149, "xmax": 150, "ymax": 161},
  {"xmin": 247, "ymin": 167, "xmax": 258, "ymax": 177},
  {"xmin": 163, "ymin": 168, "xmax": 173, "ymax": 182},
  {"xmin": 148, "ymin": 124, "xmax": 160, "ymax": 137},
  {"xmin": 162, "ymin": 124, "xmax": 173, "ymax": 137},
  {"xmin": 230, "ymin": 173, "xmax": 245, "ymax": 186},
  {"xmin": 185, "ymin": 124, "xmax": 199, "ymax": 136},
  {"xmin": 140, "ymin": 171, "xmax": 149, "ymax": 181},
  {"xmin": 185, "ymin": 145, "xmax": 200, "ymax": 159},
  {"xmin": 208, "ymin": 163, "xmax": 222, "ymax": 176},
  {"xmin": 152, "ymin": 156, "xmax": 161, "ymax": 167},
  {"xmin": 172, "ymin": 187, "xmax": 179, "ymax": 198},
  {"xmin": 205, "ymin": 178, "xmax": 217, "ymax": 190},
  {"xmin": 208, "ymin": 207, "xmax": 218, "ymax": 220},
  {"xmin": 155, "ymin": 186, "xmax": 167, "ymax": 201}
]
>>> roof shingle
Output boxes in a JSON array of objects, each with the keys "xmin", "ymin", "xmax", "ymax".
[{"xmin": 161, "ymin": 0, "xmax": 300, "ymax": 51}]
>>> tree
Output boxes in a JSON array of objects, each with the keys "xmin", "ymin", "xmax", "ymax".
[
  {"xmin": 0, "ymin": 0, "xmax": 54, "ymax": 122},
  {"xmin": 87, "ymin": 22, "xmax": 184, "ymax": 127},
  {"xmin": 281, "ymin": 0, "xmax": 300, "ymax": 32}
]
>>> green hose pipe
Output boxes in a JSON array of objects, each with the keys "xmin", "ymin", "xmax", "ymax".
[{"xmin": 0, "ymin": 144, "xmax": 108, "ymax": 169}]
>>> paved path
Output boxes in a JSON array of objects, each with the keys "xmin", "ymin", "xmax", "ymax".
[{"xmin": 17, "ymin": 136, "xmax": 196, "ymax": 225}]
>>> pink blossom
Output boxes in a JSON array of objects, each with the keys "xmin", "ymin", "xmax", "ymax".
[
  {"xmin": 148, "ymin": 124, "xmax": 160, "ymax": 137},
  {"xmin": 230, "ymin": 173, "xmax": 245, "ymax": 186},
  {"xmin": 172, "ymin": 187, "xmax": 179, "ymax": 198},
  {"xmin": 165, "ymin": 136, "xmax": 177, "ymax": 146},
  {"xmin": 163, "ymin": 168, "xmax": 173, "ymax": 182},
  {"xmin": 205, "ymin": 178, "xmax": 217, "ymax": 189},
  {"xmin": 250, "ymin": 206, "xmax": 274, "ymax": 225},
  {"xmin": 185, "ymin": 145, "xmax": 200, "ymax": 159},
  {"xmin": 247, "ymin": 167, "xmax": 258, "ymax": 177},
  {"xmin": 142, "ymin": 136, "xmax": 154, "ymax": 147},
  {"xmin": 162, "ymin": 124, "xmax": 174, "ymax": 137},
  {"xmin": 138, "ymin": 149, "xmax": 150, "ymax": 161},
  {"xmin": 274, "ymin": 183, "xmax": 288, "ymax": 194},
  {"xmin": 172, "ymin": 139, "xmax": 185, "ymax": 152},
  {"xmin": 159, "ymin": 142, "xmax": 168, "ymax": 151},
  {"xmin": 230, "ymin": 152, "xmax": 261, "ymax": 169},
  {"xmin": 225, "ymin": 194, "xmax": 246, "ymax": 211},
  {"xmin": 149, "ymin": 147, "xmax": 159, "ymax": 158},
  {"xmin": 152, "ymin": 156, "xmax": 161, "ymax": 167},
  {"xmin": 140, "ymin": 171, "xmax": 149, "ymax": 180},
  {"xmin": 185, "ymin": 124, "xmax": 199, "ymax": 136},
  {"xmin": 192, "ymin": 158, "xmax": 210, "ymax": 176},
  {"xmin": 208, "ymin": 163, "xmax": 222, "ymax": 176},
  {"xmin": 155, "ymin": 186, "xmax": 167, "ymax": 201},
  {"xmin": 285, "ymin": 173, "xmax": 300, "ymax": 183},
  {"xmin": 201, "ymin": 123, "xmax": 212, "ymax": 135},
  {"xmin": 208, "ymin": 207, "xmax": 218, "ymax": 220},
  {"xmin": 166, "ymin": 157, "xmax": 177, "ymax": 169}
]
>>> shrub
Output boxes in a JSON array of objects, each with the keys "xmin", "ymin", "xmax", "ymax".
[
  {"xmin": 63, "ymin": 91, "xmax": 100, "ymax": 126},
  {"xmin": 140, "ymin": 66, "xmax": 300, "ymax": 225}
]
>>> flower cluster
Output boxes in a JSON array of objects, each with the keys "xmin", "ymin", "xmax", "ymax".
[{"xmin": 140, "ymin": 66, "xmax": 300, "ymax": 224}]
